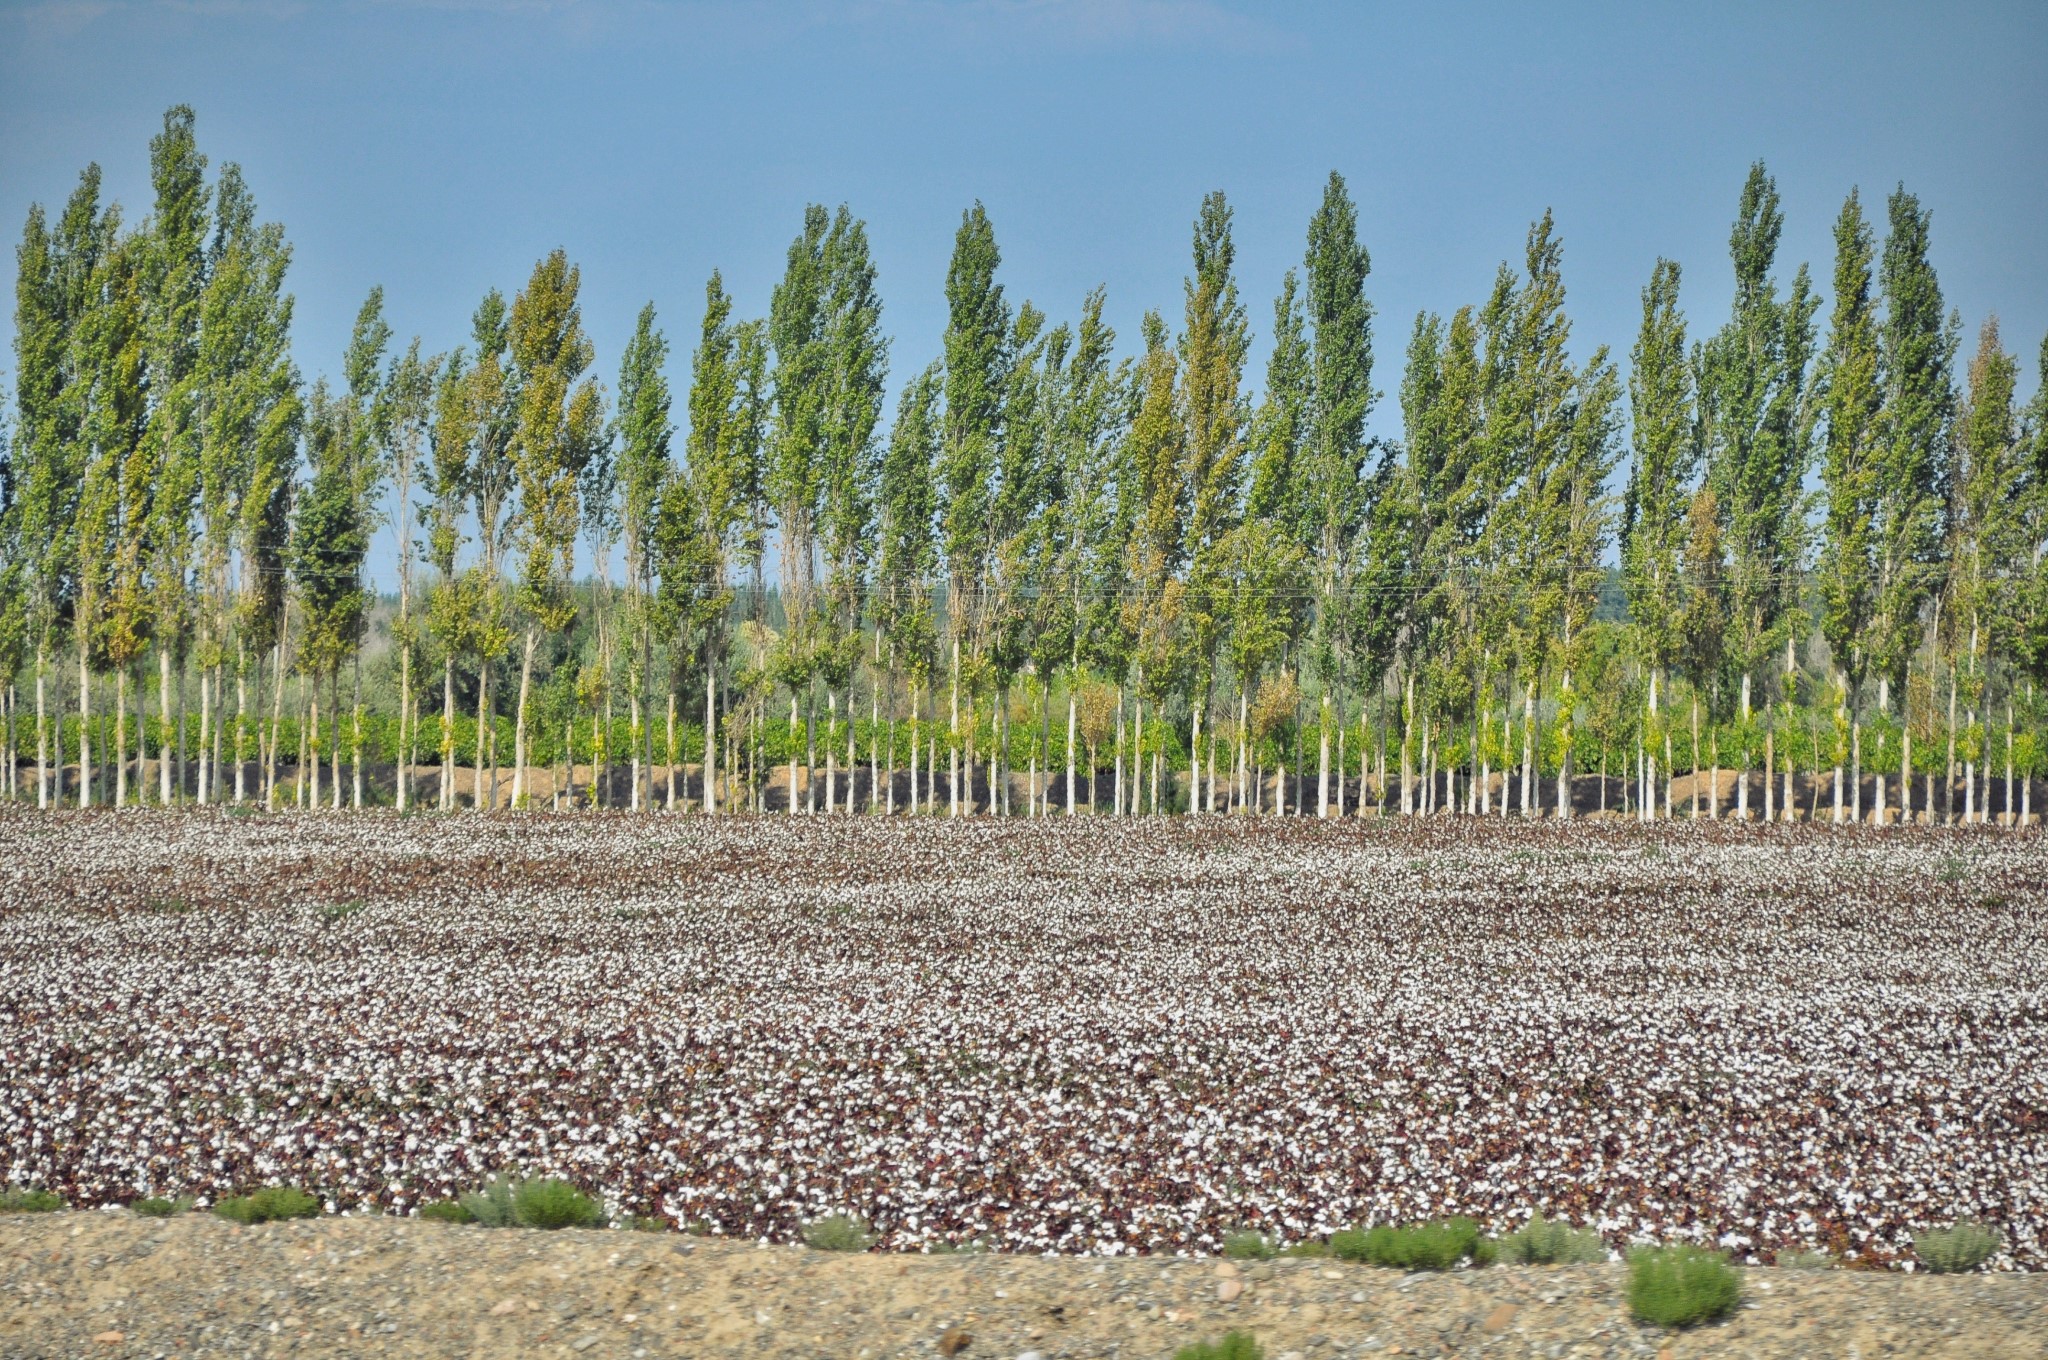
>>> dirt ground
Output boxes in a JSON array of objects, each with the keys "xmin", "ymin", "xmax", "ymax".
[{"xmin": 2, "ymin": 1211, "xmax": 2042, "ymax": 1360}]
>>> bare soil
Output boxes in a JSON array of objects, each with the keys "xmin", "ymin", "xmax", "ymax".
[{"xmin": 3, "ymin": 1211, "xmax": 2043, "ymax": 1360}]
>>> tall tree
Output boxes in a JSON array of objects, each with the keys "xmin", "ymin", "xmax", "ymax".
[
  {"xmin": 506, "ymin": 249, "xmax": 603, "ymax": 809},
  {"xmin": 1698, "ymin": 164, "xmax": 1818, "ymax": 816},
  {"xmin": 1621, "ymin": 258, "xmax": 1695, "ymax": 698},
  {"xmin": 937, "ymin": 202, "xmax": 1010, "ymax": 813},
  {"xmin": 615, "ymin": 301, "xmax": 672, "ymax": 811},
  {"xmin": 875, "ymin": 362, "xmax": 941, "ymax": 810},
  {"xmin": 383, "ymin": 338, "xmax": 439, "ymax": 810},
  {"xmin": 1816, "ymin": 191, "xmax": 1884, "ymax": 818}
]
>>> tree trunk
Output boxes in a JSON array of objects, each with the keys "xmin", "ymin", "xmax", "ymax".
[
  {"xmin": 512, "ymin": 628, "xmax": 537, "ymax": 809},
  {"xmin": 705, "ymin": 665, "xmax": 718, "ymax": 814},
  {"xmin": 1065, "ymin": 688, "xmax": 1076, "ymax": 816}
]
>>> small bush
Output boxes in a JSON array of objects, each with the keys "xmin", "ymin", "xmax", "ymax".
[
  {"xmin": 0, "ymin": 1187, "xmax": 64, "ymax": 1213},
  {"xmin": 1774, "ymin": 1249, "xmax": 1834, "ymax": 1270},
  {"xmin": 803, "ymin": 1213, "xmax": 874, "ymax": 1252},
  {"xmin": 1330, "ymin": 1217, "xmax": 1484, "ymax": 1270},
  {"xmin": 213, "ymin": 1187, "xmax": 321, "ymax": 1225},
  {"xmin": 1627, "ymin": 1245, "xmax": 1742, "ymax": 1327},
  {"xmin": 1174, "ymin": 1332, "xmax": 1263, "ymax": 1360},
  {"xmin": 458, "ymin": 1176, "xmax": 516, "ymax": 1228},
  {"xmin": 132, "ymin": 1195, "xmax": 193, "ymax": 1218},
  {"xmin": 619, "ymin": 1213, "xmax": 667, "ymax": 1233},
  {"xmin": 1915, "ymin": 1220, "xmax": 2001, "ymax": 1274},
  {"xmin": 1222, "ymin": 1229, "xmax": 1274, "ymax": 1260},
  {"xmin": 417, "ymin": 1199, "xmax": 474, "ymax": 1224},
  {"xmin": 510, "ymin": 1178, "xmax": 604, "ymax": 1230},
  {"xmin": 1495, "ymin": 1212, "xmax": 1607, "ymax": 1265}
]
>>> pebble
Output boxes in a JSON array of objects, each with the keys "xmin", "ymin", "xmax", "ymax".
[{"xmin": 1218, "ymin": 1277, "xmax": 1243, "ymax": 1302}]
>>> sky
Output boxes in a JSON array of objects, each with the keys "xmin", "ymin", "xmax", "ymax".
[{"xmin": 3, "ymin": 0, "xmax": 2045, "ymax": 578}]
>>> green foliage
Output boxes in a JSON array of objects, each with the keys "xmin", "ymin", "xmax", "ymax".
[
  {"xmin": 316, "ymin": 900, "xmax": 365, "ymax": 924},
  {"xmin": 1774, "ymin": 1249, "xmax": 1834, "ymax": 1269},
  {"xmin": 510, "ymin": 1177, "xmax": 604, "ymax": 1230},
  {"xmin": 457, "ymin": 1175, "xmax": 517, "ymax": 1228},
  {"xmin": 417, "ymin": 1199, "xmax": 473, "ymax": 1224},
  {"xmin": 132, "ymin": 1195, "xmax": 194, "ymax": 1217},
  {"xmin": 1914, "ymin": 1220, "xmax": 2001, "ymax": 1274},
  {"xmin": 1626, "ymin": 1245, "xmax": 1742, "ymax": 1328},
  {"xmin": 1221, "ymin": 1229, "xmax": 1274, "ymax": 1260},
  {"xmin": 1493, "ymin": 1213, "xmax": 1607, "ymax": 1265},
  {"xmin": 1174, "ymin": 1331, "xmax": 1263, "ymax": 1360},
  {"xmin": 0, "ymin": 1186, "xmax": 64, "ymax": 1213},
  {"xmin": 1329, "ymin": 1218, "xmax": 1485, "ymax": 1270},
  {"xmin": 802, "ymin": 1212, "xmax": 875, "ymax": 1252},
  {"xmin": 618, "ymin": 1213, "xmax": 667, "ymax": 1233},
  {"xmin": 212, "ymin": 1186, "xmax": 320, "ymax": 1224}
]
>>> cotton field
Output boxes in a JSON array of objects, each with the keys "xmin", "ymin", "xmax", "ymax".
[{"xmin": 0, "ymin": 809, "xmax": 2043, "ymax": 1270}]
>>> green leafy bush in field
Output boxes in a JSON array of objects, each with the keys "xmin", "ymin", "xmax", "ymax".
[
  {"xmin": 458, "ymin": 1176, "xmax": 516, "ymax": 1227},
  {"xmin": 417, "ymin": 1199, "xmax": 474, "ymax": 1224},
  {"xmin": 1915, "ymin": 1220, "xmax": 2001, "ymax": 1274},
  {"xmin": 1329, "ymin": 1218, "xmax": 1484, "ymax": 1270},
  {"xmin": 803, "ymin": 1213, "xmax": 874, "ymax": 1252},
  {"xmin": 510, "ymin": 1178, "xmax": 604, "ymax": 1230},
  {"xmin": 1494, "ymin": 1212, "xmax": 1607, "ymax": 1264},
  {"xmin": 1221, "ymin": 1229, "xmax": 1274, "ymax": 1260},
  {"xmin": 1174, "ymin": 1332, "xmax": 1263, "ymax": 1360},
  {"xmin": 1774, "ymin": 1249, "xmax": 1834, "ymax": 1269},
  {"xmin": 0, "ymin": 1187, "xmax": 64, "ymax": 1213},
  {"xmin": 1627, "ymin": 1245, "xmax": 1742, "ymax": 1327},
  {"xmin": 132, "ymin": 1196, "xmax": 194, "ymax": 1218},
  {"xmin": 213, "ymin": 1187, "xmax": 321, "ymax": 1224}
]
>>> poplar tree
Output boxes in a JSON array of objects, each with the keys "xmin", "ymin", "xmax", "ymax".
[
  {"xmin": 142, "ymin": 105, "xmax": 209, "ymax": 803},
  {"xmin": 507, "ymin": 249, "xmax": 603, "ymax": 809},
  {"xmin": 1698, "ymin": 164, "xmax": 1818, "ymax": 815},
  {"xmin": 937, "ymin": 202, "xmax": 1009, "ymax": 813},
  {"xmin": 1621, "ymin": 259, "xmax": 1695, "ymax": 700},
  {"xmin": 1179, "ymin": 191, "xmax": 1251, "ymax": 805},
  {"xmin": 1947, "ymin": 318, "xmax": 2023, "ymax": 818},
  {"xmin": 382, "ymin": 339, "xmax": 439, "ymax": 810},
  {"xmin": 768, "ymin": 206, "xmax": 833, "ymax": 810},
  {"xmin": 1873, "ymin": 186, "xmax": 1956, "ymax": 823},
  {"xmin": 615, "ymin": 301, "xmax": 672, "ymax": 810},
  {"xmin": 875, "ymin": 363, "xmax": 940, "ymax": 809},
  {"xmin": 1816, "ymin": 191, "xmax": 1883, "ymax": 815}
]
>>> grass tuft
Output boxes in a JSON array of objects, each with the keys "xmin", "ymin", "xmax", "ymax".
[
  {"xmin": 1915, "ymin": 1220, "xmax": 2001, "ymax": 1274},
  {"xmin": 458, "ymin": 1176, "xmax": 516, "ymax": 1228},
  {"xmin": 1174, "ymin": 1331, "xmax": 1263, "ymax": 1360},
  {"xmin": 0, "ymin": 1187, "xmax": 64, "ymax": 1214},
  {"xmin": 509, "ymin": 1178, "xmax": 604, "ymax": 1230},
  {"xmin": 131, "ymin": 1195, "xmax": 194, "ymax": 1218},
  {"xmin": 1494, "ymin": 1212, "xmax": 1607, "ymax": 1264},
  {"xmin": 1221, "ymin": 1229, "xmax": 1274, "ymax": 1260},
  {"xmin": 803, "ymin": 1213, "xmax": 875, "ymax": 1252},
  {"xmin": 212, "ymin": 1187, "xmax": 321, "ymax": 1224},
  {"xmin": 1626, "ymin": 1245, "xmax": 1742, "ymax": 1327},
  {"xmin": 1329, "ymin": 1217, "xmax": 1484, "ymax": 1270},
  {"xmin": 417, "ymin": 1199, "xmax": 474, "ymax": 1224}
]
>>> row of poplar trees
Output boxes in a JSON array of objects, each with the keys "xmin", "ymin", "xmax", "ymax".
[{"xmin": 4, "ymin": 110, "xmax": 2046, "ymax": 820}]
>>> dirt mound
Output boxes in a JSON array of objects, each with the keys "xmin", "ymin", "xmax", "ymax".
[{"xmin": 3, "ymin": 1212, "xmax": 2041, "ymax": 1359}]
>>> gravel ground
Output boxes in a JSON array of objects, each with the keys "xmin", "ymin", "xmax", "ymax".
[{"xmin": 3, "ymin": 1209, "xmax": 2044, "ymax": 1359}]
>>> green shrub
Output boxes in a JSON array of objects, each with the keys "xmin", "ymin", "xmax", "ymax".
[
  {"xmin": 132, "ymin": 1195, "xmax": 193, "ymax": 1218},
  {"xmin": 1222, "ymin": 1229, "xmax": 1274, "ymax": 1260},
  {"xmin": 1494, "ymin": 1212, "xmax": 1607, "ymax": 1265},
  {"xmin": 510, "ymin": 1178, "xmax": 604, "ymax": 1230},
  {"xmin": 803, "ymin": 1213, "xmax": 874, "ymax": 1252},
  {"xmin": 417, "ymin": 1199, "xmax": 474, "ymax": 1224},
  {"xmin": 1330, "ymin": 1218, "xmax": 1484, "ymax": 1270},
  {"xmin": 1915, "ymin": 1220, "xmax": 2001, "ymax": 1274},
  {"xmin": 0, "ymin": 1187, "xmax": 64, "ymax": 1213},
  {"xmin": 1174, "ymin": 1332, "xmax": 1263, "ymax": 1360},
  {"xmin": 1627, "ymin": 1245, "xmax": 1742, "ymax": 1327},
  {"xmin": 619, "ymin": 1213, "xmax": 667, "ymax": 1233},
  {"xmin": 1774, "ymin": 1249, "xmax": 1833, "ymax": 1269},
  {"xmin": 458, "ymin": 1175, "xmax": 517, "ymax": 1228},
  {"xmin": 213, "ymin": 1187, "xmax": 321, "ymax": 1225}
]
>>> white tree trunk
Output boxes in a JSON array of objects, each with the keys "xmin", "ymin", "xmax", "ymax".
[{"xmin": 705, "ymin": 666, "xmax": 718, "ymax": 814}]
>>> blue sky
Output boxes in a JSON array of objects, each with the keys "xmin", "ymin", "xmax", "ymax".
[{"xmin": 3, "ymin": 0, "xmax": 2045, "ymax": 576}]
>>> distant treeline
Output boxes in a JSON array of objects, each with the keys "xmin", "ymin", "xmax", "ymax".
[{"xmin": 3, "ymin": 108, "xmax": 2044, "ymax": 821}]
